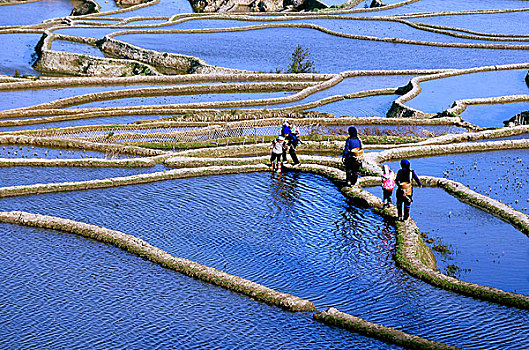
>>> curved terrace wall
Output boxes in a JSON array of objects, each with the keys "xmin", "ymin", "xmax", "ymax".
[
  {"xmin": 388, "ymin": 63, "xmax": 529, "ymax": 119},
  {"xmin": 0, "ymin": 209, "xmax": 458, "ymax": 349},
  {"xmin": 2, "ymin": 157, "xmax": 529, "ymax": 310}
]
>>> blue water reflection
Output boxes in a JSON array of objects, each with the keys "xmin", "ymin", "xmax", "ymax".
[
  {"xmin": 1, "ymin": 172, "xmax": 528, "ymax": 348},
  {"xmin": 0, "ymin": 223, "xmax": 394, "ymax": 349}
]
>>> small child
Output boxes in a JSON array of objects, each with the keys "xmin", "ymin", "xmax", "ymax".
[
  {"xmin": 270, "ymin": 136, "xmax": 286, "ymax": 171},
  {"xmin": 381, "ymin": 165, "xmax": 396, "ymax": 208}
]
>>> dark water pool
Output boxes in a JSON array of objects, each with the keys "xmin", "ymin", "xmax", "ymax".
[
  {"xmin": 0, "ymin": 223, "xmax": 393, "ymax": 349},
  {"xmin": 1, "ymin": 172, "xmax": 529, "ymax": 349},
  {"xmin": 384, "ymin": 148, "xmax": 529, "ymax": 214},
  {"xmin": 0, "ymin": 164, "xmax": 167, "ymax": 187}
]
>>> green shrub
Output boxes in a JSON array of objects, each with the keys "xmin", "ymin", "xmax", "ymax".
[{"xmin": 287, "ymin": 45, "xmax": 317, "ymax": 74}]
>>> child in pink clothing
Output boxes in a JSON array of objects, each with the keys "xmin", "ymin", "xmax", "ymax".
[{"xmin": 381, "ymin": 165, "xmax": 396, "ymax": 208}]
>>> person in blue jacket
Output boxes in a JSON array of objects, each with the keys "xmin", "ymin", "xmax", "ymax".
[
  {"xmin": 395, "ymin": 159, "xmax": 422, "ymax": 221},
  {"xmin": 342, "ymin": 126, "xmax": 363, "ymax": 186},
  {"xmin": 281, "ymin": 120, "xmax": 300, "ymax": 165}
]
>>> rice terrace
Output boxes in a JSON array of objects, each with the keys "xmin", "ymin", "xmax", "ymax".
[{"xmin": 1, "ymin": 0, "xmax": 529, "ymax": 348}]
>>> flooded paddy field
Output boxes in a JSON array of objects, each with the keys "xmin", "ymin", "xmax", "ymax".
[
  {"xmin": 355, "ymin": 0, "xmax": 529, "ymax": 16},
  {"xmin": 406, "ymin": 69, "xmax": 529, "ymax": 114},
  {"xmin": 0, "ymin": 164, "xmax": 168, "ymax": 187},
  {"xmin": 0, "ymin": 223, "xmax": 390, "ymax": 349},
  {"xmin": 0, "ymin": 115, "xmax": 173, "ymax": 132},
  {"xmin": 310, "ymin": 94, "xmax": 398, "ymax": 116},
  {"xmin": 64, "ymin": 91, "xmax": 296, "ymax": 109},
  {"xmin": 1, "ymin": 172, "xmax": 529, "ymax": 349},
  {"xmin": 0, "ymin": 34, "xmax": 40, "ymax": 76},
  {"xmin": 51, "ymin": 40, "xmax": 106, "ymax": 58},
  {"xmin": 0, "ymin": 145, "xmax": 139, "ymax": 159},
  {"xmin": 0, "ymin": 0, "xmax": 72, "ymax": 26},
  {"xmin": 384, "ymin": 148, "xmax": 529, "ymax": 214},
  {"xmin": 406, "ymin": 11, "xmax": 529, "ymax": 36},
  {"xmin": 3, "ymin": 0, "xmax": 529, "ymax": 348},
  {"xmin": 365, "ymin": 185, "xmax": 529, "ymax": 294},
  {"xmin": 119, "ymin": 28, "xmax": 529, "ymax": 73},
  {"xmin": 460, "ymin": 102, "xmax": 529, "ymax": 128}
]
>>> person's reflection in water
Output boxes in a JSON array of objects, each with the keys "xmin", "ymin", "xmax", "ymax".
[
  {"xmin": 376, "ymin": 218, "xmax": 395, "ymax": 261},
  {"xmin": 269, "ymin": 172, "xmax": 302, "ymax": 207}
]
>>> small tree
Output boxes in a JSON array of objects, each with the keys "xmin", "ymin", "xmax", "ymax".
[{"xmin": 287, "ymin": 45, "xmax": 316, "ymax": 73}]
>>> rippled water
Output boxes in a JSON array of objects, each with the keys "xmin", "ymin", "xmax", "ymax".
[
  {"xmin": 365, "ymin": 185, "xmax": 529, "ymax": 294},
  {"xmin": 4, "ymin": 1, "xmax": 529, "ymax": 348},
  {"xmin": 2, "ymin": 172, "xmax": 529, "ymax": 349},
  {"xmin": 0, "ymin": 223, "xmax": 393, "ymax": 349}
]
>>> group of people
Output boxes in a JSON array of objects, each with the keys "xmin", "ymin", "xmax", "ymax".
[
  {"xmin": 269, "ymin": 120, "xmax": 302, "ymax": 171},
  {"xmin": 270, "ymin": 123, "xmax": 422, "ymax": 221},
  {"xmin": 343, "ymin": 126, "xmax": 422, "ymax": 221}
]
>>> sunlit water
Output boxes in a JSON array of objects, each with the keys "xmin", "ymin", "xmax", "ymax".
[
  {"xmin": 406, "ymin": 69, "xmax": 529, "ymax": 114},
  {"xmin": 0, "ymin": 164, "xmax": 167, "ymax": 187},
  {"xmin": 365, "ymin": 185, "xmax": 529, "ymax": 295},
  {"xmin": 461, "ymin": 102, "xmax": 529, "ymax": 128},
  {"xmin": 118, "ymin": 27, "xmax": 529, "ymax": 73}
]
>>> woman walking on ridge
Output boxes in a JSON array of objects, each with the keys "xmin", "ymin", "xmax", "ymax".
[
  {"xmin": 281, "ymin": 120, "xmax": 301, "ymax": 166},
  {"xmin": 342, "ymin": 126, "xmax": 363, "ymax": 186},
  {"xmin": 395, "ymin": 159, "xmax": 422, "ymax": 221}
]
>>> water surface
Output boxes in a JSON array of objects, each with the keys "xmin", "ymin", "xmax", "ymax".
[
  {"xmin": 0, "ymin": 223, "xmax": 392, "ymax": 349},
  {"xmin": 406, "ymin": 70, "xmax": 529, "ymax": 113},
  {"xmin": 1, "ymin": 172, "xmax": 528, "ymax": 349}
]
